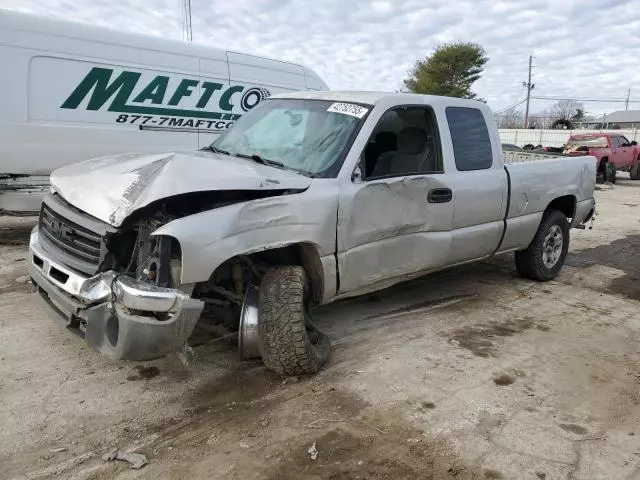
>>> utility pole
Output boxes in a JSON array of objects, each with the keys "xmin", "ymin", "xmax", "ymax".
[
  {"xmin": 625, "ymin": 88, "xmax": 631, "ymax": 111},
  {"xmin": 182, "ymin": 0, "xmax": 193, "ymax": 42},
  {"xmin": 522, "ymin": 55, "xmax": 535, "ymax": 129}
]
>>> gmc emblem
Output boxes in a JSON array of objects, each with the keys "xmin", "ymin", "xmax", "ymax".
[{"xmin": 50, "ymin": 219, "xmax": 74, "ymax": 240}]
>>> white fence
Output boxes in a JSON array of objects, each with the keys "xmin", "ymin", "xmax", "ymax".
[{"xmin": 499, "ymin": 129, "xmax": 640, "ymax": 148}]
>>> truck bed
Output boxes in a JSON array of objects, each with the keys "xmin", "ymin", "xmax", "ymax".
[
  {"xmin": 496, "ymin": 151, "xmax": 597, "ymax": 253},
  {"xmin": 503, "ymin": 149, "xmax": 569, "ymax": 163}
]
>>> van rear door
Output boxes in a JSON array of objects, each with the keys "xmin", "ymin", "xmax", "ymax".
[{"xmin": 197, "ymin": 51, "xmax": 231, "ymax": 149}]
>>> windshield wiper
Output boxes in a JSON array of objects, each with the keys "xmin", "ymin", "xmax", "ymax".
[
  {"xmin": 234, "ymin": 153, "xmax": 286, "ymax": 169},
  {"xmin": 201, "ymin": 145, "xmax": 231, "ymax": 156}
]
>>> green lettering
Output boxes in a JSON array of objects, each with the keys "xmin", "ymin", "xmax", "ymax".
[
  {"xmin": 61, "ymin": 68, "xmax": 141, "ymax": 110},
  {"xmin": 196, "ymin": 81, "xmax": 223, "ymax": 108},
  {"xmin": 219, "ymin": 86, "xmax": 244, "ymax": 111},
  {"xmin": 168, "ymin": 79, "xmax": 199, "ymax": 106},
  {"xmin": 132, "ymin": 76, "xmax": 169, "ymax": 104}
]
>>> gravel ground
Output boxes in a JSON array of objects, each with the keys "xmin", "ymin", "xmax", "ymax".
[{"xmin": 1, "ymin": 175, "xmax": 639, "ymax": 480}]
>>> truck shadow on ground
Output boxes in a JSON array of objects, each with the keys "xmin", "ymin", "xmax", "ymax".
[
  {"xmin": 566, "ymin": 234, "xmax": 640, "ymax": 299},
  {"xmin": 313, "ymin": 257, "xmax": 517, "ymax": 340}
]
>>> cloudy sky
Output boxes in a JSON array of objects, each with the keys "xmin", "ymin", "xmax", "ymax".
[{"xmin": 3, "ymin": 0, "xmax": 640, "ymax": 117}]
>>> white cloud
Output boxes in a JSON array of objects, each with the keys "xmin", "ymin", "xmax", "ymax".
[{"xmin": 2, "ymin": 0, "xmax": 639, "ymax": 116}]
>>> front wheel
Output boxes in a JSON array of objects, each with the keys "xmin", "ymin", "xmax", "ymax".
[
  {"xmin": 515, "ymin": 210, "xmax": 570, "ymax": 281},
  {"xmin": 630, "ymin": 161, "xmax": 640, "ymax": 180},
  {"xmin": 258, "ymin": 266, "xmax": 330, "ymax": 376},
  {"xmin": 605, "ymin": 162, "xmax": 617, "ymax": 184}
]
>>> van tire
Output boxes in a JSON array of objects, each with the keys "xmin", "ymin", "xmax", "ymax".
[
  {"xmin": 630, "ymin": 162, "xmax": 640, "ymax": 180},
  {"xmin": 258, "ymin": 266, "xmax": 330, "ymax": 376},
  {"xmin": 515, "ymin": 210, "xmax": 570, "ymax": 282}
]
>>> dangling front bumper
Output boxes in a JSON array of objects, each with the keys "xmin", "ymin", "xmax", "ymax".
[{"xmin": 28, "ymin": 227, "xmax": 204, "ymax": 361}]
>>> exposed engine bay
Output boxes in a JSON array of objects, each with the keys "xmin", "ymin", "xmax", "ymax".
[{"xmin": 96, "ymin": 189, "xmax": 303, "ymax": 340}]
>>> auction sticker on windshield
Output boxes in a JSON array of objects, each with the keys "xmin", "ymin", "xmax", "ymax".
[{"xmin": 327, "ymin": 103, "xmax": 369, "ymax": 118}]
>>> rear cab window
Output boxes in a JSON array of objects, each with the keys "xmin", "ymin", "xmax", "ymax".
[{"xmin": 445, "ymin": 107, "xmax": 493, "ymax": 171}]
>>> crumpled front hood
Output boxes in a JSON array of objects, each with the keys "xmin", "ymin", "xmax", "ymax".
[{"xmin": 50, "ymin": 151, "xmax": 312, "ymax": 227}]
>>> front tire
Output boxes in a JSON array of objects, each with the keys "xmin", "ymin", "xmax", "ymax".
[
  {"xmin": 630, "ymin": 161, "xmax": 640, "ymax": 180},
  {"xmin": 605, "ymin": 162, "xmax": 617, "ymax": 184},
  {"xmin": 515, "ymin": 210, "xmax": 570, "ymax": 281},
  {"xmin": 258, "ymin": 266, "xmax": 330, "ymax": 376}
]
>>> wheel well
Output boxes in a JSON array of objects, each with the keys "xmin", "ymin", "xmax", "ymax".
[
  {"xmin": 546, "ymin": 195, "xmax": 576, "ymax": 220},
  {"xmin": 205, "ymin": 243, "xmax": 324, "ymax": 304},
  {"xmin": 245, "ymin": 243, "xmax": 325, "ymax": 303},
  {"xmin": 598, "ymin": 157, "xmax": 609, "ymax": 172}
]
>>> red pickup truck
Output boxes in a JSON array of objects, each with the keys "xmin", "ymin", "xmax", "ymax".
[{"xmin": 562, "ymin": 133, "xmax": 640, "ymax": 183}]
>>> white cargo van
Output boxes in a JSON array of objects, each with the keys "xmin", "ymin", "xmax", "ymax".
[{"xmin": 0, "ymin": 9, "xmax": 328, "ymax": 214}]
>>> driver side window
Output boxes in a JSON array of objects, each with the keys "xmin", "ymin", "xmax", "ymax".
[
  {"xmin": 362, "ymin": 106, "xmax": 442, "ymax": 180},
  {"xmin": 611, "ymin": 136, "xmax": 620, "ymax": 148}
]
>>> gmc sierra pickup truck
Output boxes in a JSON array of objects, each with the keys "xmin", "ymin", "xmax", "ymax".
[{"xmin": 28, "ymin": 91, "xmax": 597, "ymax": 376}]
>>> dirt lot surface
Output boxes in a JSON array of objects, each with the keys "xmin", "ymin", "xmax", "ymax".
[{"xmin": 1, "ymin": 176, "xmax": 640, "ymax": 480}]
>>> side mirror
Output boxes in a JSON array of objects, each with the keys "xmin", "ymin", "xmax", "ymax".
[{"xmin": 632, "ymin": 141, "xmax": 638, "ymax": 146}]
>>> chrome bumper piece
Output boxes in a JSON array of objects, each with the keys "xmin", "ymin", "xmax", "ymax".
[
  {"xmin": 571, "ymin": 198, "xmax": 596, "ymax": 228},
  {"xmin": 28, "ymin": 228, "xmax": 204, "ymax": 361}
]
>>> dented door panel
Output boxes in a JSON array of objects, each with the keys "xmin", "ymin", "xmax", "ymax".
[{"xmin": 336, "ymin": 175, "xmax": 455, "ymax": 295}]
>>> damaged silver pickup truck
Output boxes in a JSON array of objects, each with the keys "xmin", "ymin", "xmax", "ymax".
[{"xmin": 28, "ymin": 91, "xmax": 597, "ymax": 376}]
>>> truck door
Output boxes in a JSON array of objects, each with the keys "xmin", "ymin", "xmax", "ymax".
[
  {"xmin": 610, "ymin": 135, "xmax": 623, "ymax": 167},
  {"xmin": 336, "ymin": 105, "xmax": 455, "ymax": 295},
  {"xmin": 616, "ymin": 135, "xmax": 634, "ymax": 168},
  {"xmin": 445, "ymin": 107, "xmax": 507, "ymax": 264}
]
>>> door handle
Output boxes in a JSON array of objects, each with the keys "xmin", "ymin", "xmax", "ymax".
[{"xmin": 427, "ymin": 188, "xmax": 452, "ymax": 203}]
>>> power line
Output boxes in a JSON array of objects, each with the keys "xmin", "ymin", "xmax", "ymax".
[
  {"xmin": 532, "ymin": 96, "xmax": 640, "ymax": 104},
  {"xmin": 494, "ymin": 98, "xmax": 527, "ymax": 115}
]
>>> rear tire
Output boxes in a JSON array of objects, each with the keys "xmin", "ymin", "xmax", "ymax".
[
  {"xmin": 630, "ymin": 161, "xmax": 640, "ymax": 180},
  {"xmin": 515, "ymin": 210, "xmax": 570, "ymax": 281},
  {"xmin": 258, "ymin": 266, "xmax": 330, "ymax": 376},
  {"xmin": 605, "ymin": 162, "xmax": 617, "ymax": 184}
]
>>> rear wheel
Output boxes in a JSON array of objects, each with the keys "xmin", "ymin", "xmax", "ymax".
[
  {"xmin": 630, "ymin": 161, "xmax": 640, "ymax": 180},
  {"xmin": 258, "ymin": 266, "xmax": 330, "ymax": 376},
  {"xmin": 515, "ymin": 210, "xmax": 570, "ymax": 281}
]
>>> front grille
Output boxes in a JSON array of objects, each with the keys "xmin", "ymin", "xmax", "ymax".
[{"xmin": 39, "ymin": 202, "xmax": 103, "ymax": 273}]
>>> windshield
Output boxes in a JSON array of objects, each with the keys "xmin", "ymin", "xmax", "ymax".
[
  {"xmin": 566, "ymin": 136, "xmax": 608, "ymax": 148},
  {"xmin": 211, "ymin": 98, "xmax": 369, "ymax": 176}
]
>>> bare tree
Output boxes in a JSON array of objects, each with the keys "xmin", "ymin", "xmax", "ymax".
[
  {"xmin": 528, "ymin": 109, "xmax": 553, "ymax": 129},
  {"xmin": 496, "ymin": 108, "xmax": 523, "ymax": 128},
  {"xmin": 550, "ymin": 100, "xmax": 584, "ymax": 121}
]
